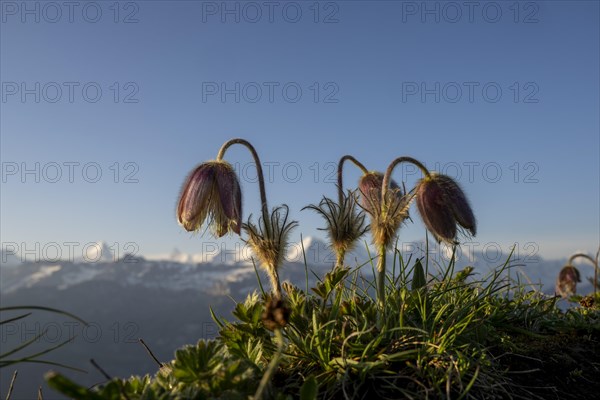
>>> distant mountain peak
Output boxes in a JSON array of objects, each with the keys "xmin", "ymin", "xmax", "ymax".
[
  {"xmin": 81, "ymin": 241, "xmax": 114, "ymax": 263},
  {"xmin": 284, "ymin": 236, "xmax": 333, "ymax": 266}
]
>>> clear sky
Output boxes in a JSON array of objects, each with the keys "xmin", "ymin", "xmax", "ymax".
[{"xmin": 1, "ymin": 0, "xmax": 599, "ymax": 263}]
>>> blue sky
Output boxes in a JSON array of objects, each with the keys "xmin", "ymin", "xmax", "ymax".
[{"xmin": 1, "ymin": 0, "xmax": 598, "ymax": 262}]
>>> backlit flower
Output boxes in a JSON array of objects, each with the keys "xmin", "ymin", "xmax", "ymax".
[
  {"xmin": 177, "ymin": 160, "xmax": 242, "ymax": 237},
  {"xmin": 359, "ymin": 172, "xmax": 412, "ymax": 248},
  {"xmin": 358, "ymin": 172, "xmax": 402, "ymax": 216},
  {"xmin": 556, "ymin": 265, "xmax": 580, "ymax": 298},
  {"xmin": 415, "ymin": 173, "xmax": 476, "ymax": 244}
]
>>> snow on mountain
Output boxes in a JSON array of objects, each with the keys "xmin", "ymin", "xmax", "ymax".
[
  {"xmin": 78, "ymin": 241, "xmax": 116, "ymax": 262},
  {"xmin": 203, "ymin": 241, "xmax": 254, "ymax": 265},
  {"xmin": 146, "ymin": 248, "xmax": 196, "ymax": 264},
  {"xmin": 146, "ymin": 237, "xmax": 340, "ymax": 267},
  {"xmin": 1, "ymin": 237, "xmax": 596, "ymax": 296},
  {"xmin": 0, "ymin": 257, "xmax": 256, "ymax": 295},
  {"xmin": 285, "ymin": 236, "xmax": 336, "ymax": 267},
  {"xmin": 23, "ymin": 265, "xmax": 62, "ymax": 287}
]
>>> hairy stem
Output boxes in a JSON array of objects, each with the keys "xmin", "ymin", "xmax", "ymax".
[
  {"xmin": 335, "ymin": 249, "xmax": 346, "ymax": 271},
  {"xmin": 568, "ymin": 252, "xmax": 600, "ymax": 296},
  {"xmin": 217, "ymin": 138, "xmax": 271, "ymax": 236},
  {"xmin": 377, "ymin": 243, "xmax": 386, "ymax": 310},
  {"xmin": 337, "ymin": 155, "xmax": 368, "ymax": 205},
  {"xmin": 373, "ymin": 157, "xmax": 430, "ymax": 311},
  {"xmin": 381, "ymin": 156, "xmax": 431, "ymax": 205},
  {"xmin": 268, "ymin": 264, "xmax": 282, "ymax": 300}
]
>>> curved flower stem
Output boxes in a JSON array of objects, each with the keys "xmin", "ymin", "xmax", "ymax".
[
  {"xmin": 253, "ymin": 328, "xmax": 284, "ymax": 400},
  {"xmin": 381, "ymin": 157, "xmax": 431, "ymax": 207},
  {"xmin": 569, "ymin": 251, "xmax": 600, "ymax": 296},
  {"xmin": 217, "ymin": 138, "xmax": 271, "ymax": 236},
  {"xmin": 374, "ymin": 157, "xmax": 430, "ymax": 312},
  {"xmin": 337, "ymin": 155, "xmax": 368, "ymax": 205}
]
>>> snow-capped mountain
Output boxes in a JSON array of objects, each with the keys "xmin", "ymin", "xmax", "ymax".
[
  {"xmin": 79, "ymin": 241, "xmax": 116, "ymax": 263},
  {"xmin": 0, "ymin": 257, "xmax": 257, "ymax": 295},
  {"xmin": 1, "ymin": 236, "xmax": 596, "ymax": 295},
  {"xmin": 0, "ymin": 237, "xmax": 336, "ymax": 295}
]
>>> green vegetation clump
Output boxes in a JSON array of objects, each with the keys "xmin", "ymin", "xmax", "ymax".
[
  {"xmin": 45, "ymin": 138, "xmax": 600, "ymax": 398},
  {"xmin": 46, "ymin": 254, "xmax": 600, "ymax": 399}
]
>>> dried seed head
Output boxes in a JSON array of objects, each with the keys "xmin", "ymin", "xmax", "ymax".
[
  {"xmin": 416, "ymin": 173, "xmax": 476, "ymax": 244},
  {"xmin": 556, "ymin": 265, "xmax": 581, "ymax": 298},
  {"xmin": 244, "ymin": 205, "xmax": 298, "ymax": 297},
  {"xmin": 303, "ymin": 190, "xmax": 368, "ymax": 256},
  {"xmin": 262, "ymin": 297, "xmax": 290, "ymax": 330},
  {"xmin": 244, "ymin": 205, "xmax": 297, "ymax": 272},
  {"xmin": 177, "ymin": 161, "xmax": 242, "ymax": 237}
]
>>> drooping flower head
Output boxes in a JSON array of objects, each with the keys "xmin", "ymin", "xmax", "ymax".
[
  {"xmin": 177, "ymin": 160, "xmax": 242, "ymax": 237},
  {"xmin": 359, "ymin": 171, "xmax": 413, "ymax": 248},
  {"xmin": 556, "ymin": 265, "xmax": 581, "ymax": 299},
  {"xmin": 358, "ymin": 172, "xmax": 402, "ymax": 215},
  {"xmin": 176, "ymin": 138, "xmax": 297, "ymax": 300},
  {"xmin": 415, "ymin": 173, "xmax": 476, "ymax": 244}
]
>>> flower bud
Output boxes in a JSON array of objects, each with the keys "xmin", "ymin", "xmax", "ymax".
[
  {"xmin": 416, "ymin": 173, "xmax": 476, "ymax": 244},
  {"xmin": 556, "ymin": 265, "xmax": 580, "ymax": 298},
  {"xmin": 177, "ymin": 161, "xmax": 242, "ymax": 237},
  {"xmin": 358, "ymin": 172, "xmax": 401, "ymax": 215}
]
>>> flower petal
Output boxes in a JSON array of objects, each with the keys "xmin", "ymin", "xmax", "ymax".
[
  {"xmin": 215, "ymin": 162, "xmax": 242, "ymax": 235},
  {"xmin": 416, "ymin": 178, "xmax": 457, "ymax": 243},
  {"xmin": 177, "ymin": 164, "xmax": 216, "ymax": 231},
  {"xmin": 437, "ymin": 175, "xmax": 476, "ymax": 236}
]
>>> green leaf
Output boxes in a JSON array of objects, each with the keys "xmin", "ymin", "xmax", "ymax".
[
  {"xmin": 454, "ymin": 266, "xmax": 475, "ymax": 283},
  {"xmin": 0, "ymin": 306, "xmax": 88, "ymax": 326},
  {"xmin": 411, "ymin": 259, "xmax": 426, "ymax": 291},
  {"xmin": 0, "ymin": 312, "xmax": 32, "ymax": 325},
  {"xmin": 45, "ymin": 372, "xmax": 103, "ymax": 399},
  {"xmin": 299, "ymin": 376, "xmax": 318, "ymax": 400}
]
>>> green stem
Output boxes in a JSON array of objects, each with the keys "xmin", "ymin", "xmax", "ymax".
[
  {"xmin": 337, "ymin": 155, "xmax": 368, "ymax": 205},
  {"xmin": 217, "ymin": 138, "xmax": 271, "ymax": 236},
  {"xmin": 253, "ymin": 328, "xmax": 284, "ymax": 400}
]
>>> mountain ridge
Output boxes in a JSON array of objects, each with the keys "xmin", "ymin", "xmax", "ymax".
[{"xmin": 2, "ymin": 236, "xmax": 594, "ymax": 296}]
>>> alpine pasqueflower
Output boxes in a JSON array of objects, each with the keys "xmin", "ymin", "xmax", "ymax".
[{"xmin": 177, "ymin": 160, "xmax": 242, "ymax": 237}]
